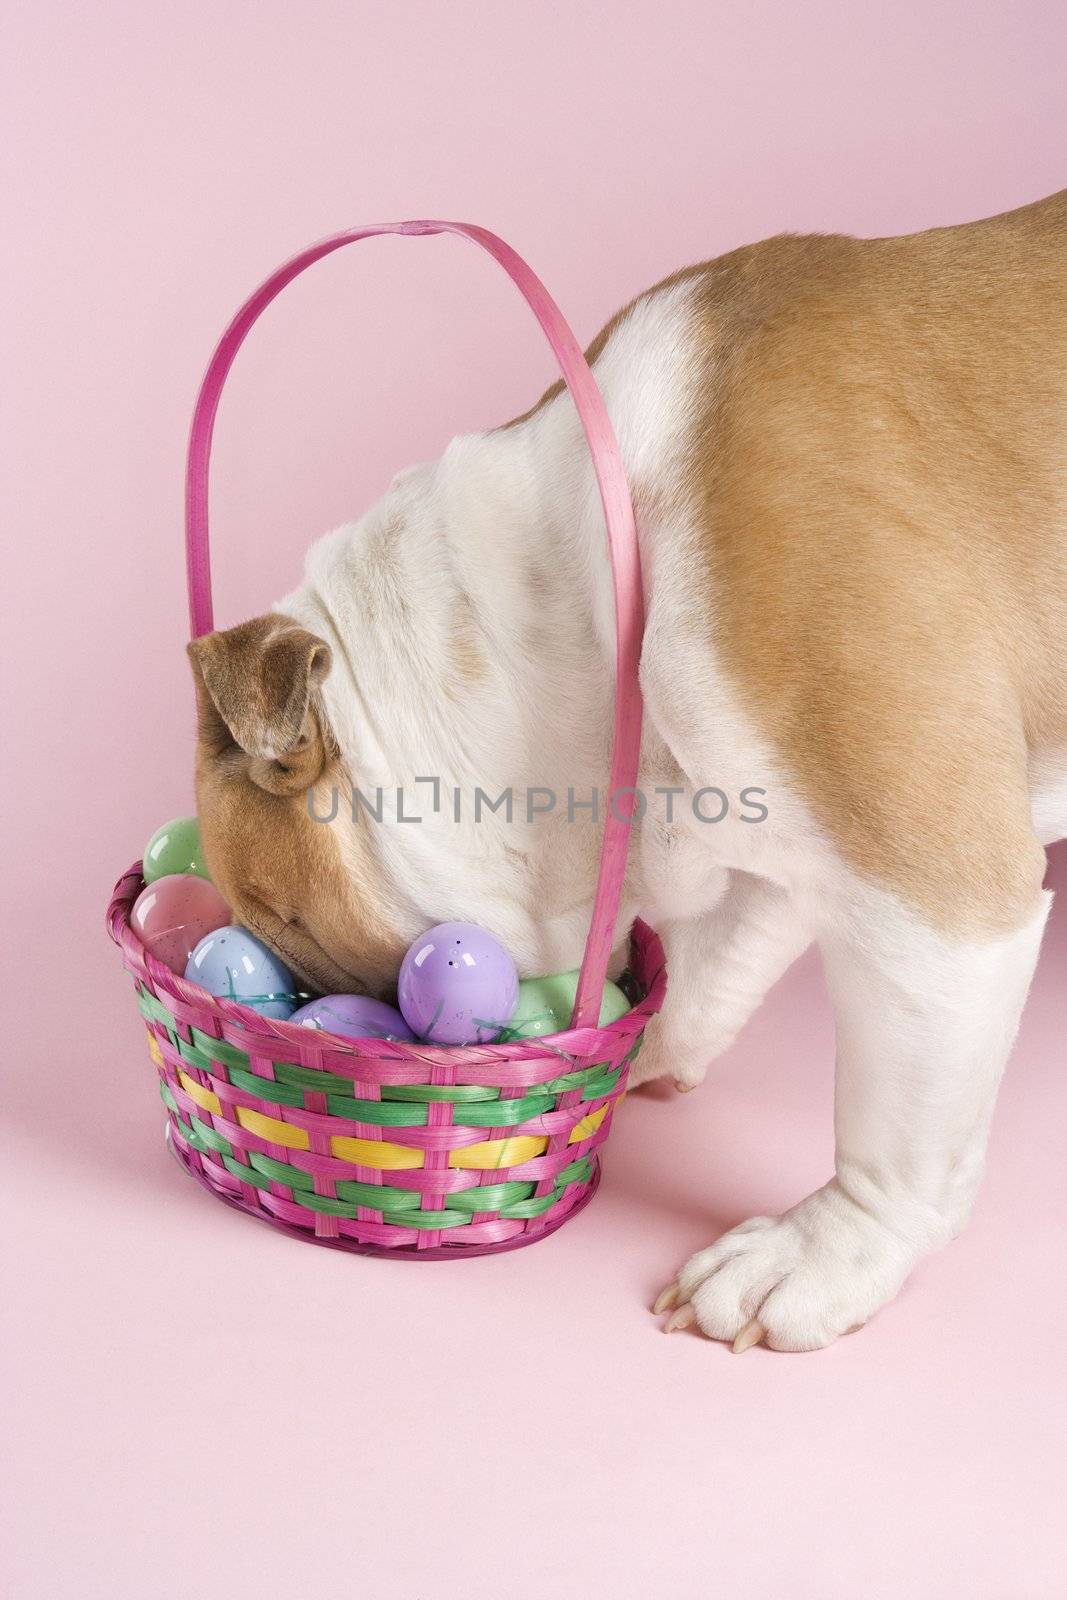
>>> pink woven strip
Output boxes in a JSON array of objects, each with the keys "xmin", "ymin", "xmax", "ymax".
[
  {"xmin": 185, "ymin": 223, "xmax": 645, "ymax": 1029},
  {"xmin": 164, "ymin": 1065, "xmax": 616, "ymax": 1164},
  {"xmin": 170, "ymin": 1121, "xmax": 602, "ymax": 1256},
  {"xmin": 349, "ymin": 1065, "xmax": 386, "ymax": 1229},
  {"xmin": 162, "ymin": 1060, "xmax": 621, "ymax": 1149}
]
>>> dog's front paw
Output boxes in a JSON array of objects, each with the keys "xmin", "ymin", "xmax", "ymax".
[
  {"xmin": 653, "ymin": 1182, "xmax": 919, "ymax": 1351},
  {"xmin": 627, "ymin": 1012, "xmax": 725, "ymax": 1092}
]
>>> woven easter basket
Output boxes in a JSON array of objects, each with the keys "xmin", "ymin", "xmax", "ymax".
[{"xmin": 107, "ymin": 221, "xmax": 666, "ymax": 1257}]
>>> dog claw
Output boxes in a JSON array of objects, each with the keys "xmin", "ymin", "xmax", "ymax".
[
  {"xmin": 664, "ymin": 1303, "xmax": 696, "ymax": 1333},
  {"xmin": 673, "ymin": 1079, "xmax": 697, "ymax": 1093},
  {"xmin": 731, "ymin": 1318, "xmax": 766, "ymax": 1353},
  {"xmin": 652, "ymin": 1282, "xmax": 679, "ymax": 1315}
]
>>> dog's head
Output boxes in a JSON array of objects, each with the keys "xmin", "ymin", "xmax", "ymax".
[{"xmin": 187, "ymin": 613, "xmax": 408, "ymax": 995}]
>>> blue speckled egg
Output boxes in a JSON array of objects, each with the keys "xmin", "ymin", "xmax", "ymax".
[{"xmin": 184, "ymin": 926, "xmax": 297, "ymax": 1020}]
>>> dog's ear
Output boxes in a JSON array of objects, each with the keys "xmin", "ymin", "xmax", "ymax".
[{"xmin": 187, "ymin": 614, "xmax": 334, "ymax": 794}]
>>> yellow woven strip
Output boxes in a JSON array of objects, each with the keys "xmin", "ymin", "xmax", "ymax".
[
  {"xmin": 171, "ymin": 1070, "xmax": 605, "ymax": 1167},
  {"xmin": 330, "ymin": 1134, "xmax": 424, "ymax": 1169},
  {"xmin": 176, "ymin": 1071, "xmax": 422, "ymax": 1165},
  {"xmin": 568, "ymin": 1104, "xmax": 609, "ymax": 1143},
  {"xmin": 178, "ymin": 1070, "xmax": 222, "ymax": 1116},
  {"xmin": 237, "ymin": 1106, "xmax": 310, "ymax": 1150},
  {"xmin": 450, "ymin": 1134, "xmax": 548, "ymax": 1170},
  {"xmin": 146, "ymin": 1028, "xmax": 164, "ymax": 1069}
]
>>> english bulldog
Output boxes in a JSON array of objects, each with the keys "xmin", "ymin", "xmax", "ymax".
[{"xmin": 187, "ymin": 189, "xmax": 1067, "ymax": 1351}]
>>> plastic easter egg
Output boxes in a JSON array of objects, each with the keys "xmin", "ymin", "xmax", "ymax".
[
  {"xmin": 130, "ymin": 873, "xmax": 231, "ymax": 975},
  {"xmin": 290, "ymin": 994, "xmax": 415, "ymax": 1042},
  {"xmin": 505, "ymin": 970, "xmax": 631, "ymax": 1039},
  {"xmin": 398, "ymin": 922, "xmax": 519, "ymax": 1045},
  {"xmin": 184, "ymin": 926, "xmax": 297, "ymax": 1020},
  {"xmin": 143, "ymin": 816, "xmax": 209, "ymax": 883}
]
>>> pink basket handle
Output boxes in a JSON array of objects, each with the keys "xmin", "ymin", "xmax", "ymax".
[{"xmin": 185, "ymin": 221, "xmax": 645, "ymax": 1029}]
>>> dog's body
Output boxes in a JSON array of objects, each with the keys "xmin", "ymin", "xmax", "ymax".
[{"xmin": 190, "ymin": 191, "xmax": 1067, "ymax": 1350}]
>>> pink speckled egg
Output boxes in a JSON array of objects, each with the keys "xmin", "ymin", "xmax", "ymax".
[{"xmin": 131, "ymin": 873, "xmax": 231, "ymax": 975}]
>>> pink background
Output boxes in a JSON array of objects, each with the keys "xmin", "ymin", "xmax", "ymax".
[{"xmin": 4, "ymin": 3, "xmax": 1065, "ymax": 1596}]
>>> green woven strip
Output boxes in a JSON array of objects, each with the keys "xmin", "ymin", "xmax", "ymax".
[
  {"xmin": 496, "ymin": 1158, "xmax": 593, "ymax": 1218},
  {"xmin": 219, "ymin": 1151, "xmax": 539, "ymax": 1228},
  {"xmin": 234, "ymin": 1153, "xmax": 588, "ymax": 1222},
  {"xmin": 172, "ymin": 1064, "xmax": 575, "ymax": 1129},
  {"xmin": 497, "ymin": 1190, "xmax": 558, "ymax": 1220},
  {"xmin": 225, "ymin": 1064, "xmax": 304, "ymax": 1106},
  {"xmin": 221, "ymin": 1153, "xmax": 290, "ymax": 1191},
  {"xmin": 542, "ymin": 1062, "xmax": 610, "ymax": 1092},
  {"xmin": 325, "ymin": 1094, "xmax": 428, "ymax": 1126},
  {"xmin": 181, "ymin": 1035, "xmax": 271, "ymax": 1081},
  {"xmin": 166, "ymin": 1023, "xmax": 641, "ymax": 1102},
  {"xmin": 580, "ymin": 1066, "xmax": 624, "ymax": 1100},
  {"xmin": 223, "ymin": 1152, "xmax": 339, "ymax": 1194},
  {"xmin": 270, "ymin": 1059, "xmax": 353, "ymax": 1094},
  {"xmin": 187, "ymin": 1026, "xmax": 252, "ymax": 1069},
  {"xmin": 170, "ymin": 1105, "xmax": 232, "ymax": 1158},
  {"xmin": 299, "ymin": 1192, "xmax": 473, "ymax": 1226},
  {"xmin": 550, "ymin": 1154, "xmax": 594, "ymax": 1189},
  {"xmin": 227, "ymin": 1156, "xmax": 424, "ymax": 1215},
  {"xmin": 171, "ymin": 1109, "xmax": 195, "ymax": 1145},
  {"xmin": 211, "ymin": 1062, "xmax": 431, "ymax": 1126},
  {"xmin": 161, "ymin": 1081, "xmax": 233, "ymax": 1156},
  {"xmin": 246, "ymin": 1150, "xmax": 315, "ymax": 1191},
  {"xmin": 165, "ymin": 1087, "xmax": 596, "ymax": 1226},
  {"xmin": 458, "ymin": 1091, "xmax": 555, "ymax": 1127},
  {"xmin": 215, "ymin": 1165, "xmax": 468, "ymax": 1227},
  {"xmin": 187, "ymin": 1111, "xmax": 232, "ymax": 1154},
  {"xmin": 332, "ymin": 1177, "xmax": 423, "ymax": 1210},
  {"xmin": 445, "ymin": 1180, "xmax": 535, "ymax": 1213},
  {"xmin": 272, "ymin": 1063, "xmax": 501, "ymax": 1103},
  {"xmin": 214, "ymin": 1140, "xmax": 431, "ymax": 1214},
  {"xmin": 185, "ymin": 1124, "xmax": 587, "ymax": 1219},
  {"xmin": 378, "ymin": 1081, "xmax": 500, "ymax": 1104},
  {"xmin": 138, "ymin": 988, "xmax": 178, "ymax": 1031},
  {"xmin": 192, "ymin": 1060, "xmax": 431, "ymax": 1126},
  {"xmin": 543, "ymin": 1038, "xmax": 641, "ymax": 1094},
  {"xmin": 272, "ymin": 1059, "xmax": 351, "ymax": 1094}
]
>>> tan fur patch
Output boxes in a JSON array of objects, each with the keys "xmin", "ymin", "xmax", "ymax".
[
  {"xmin": 197, "ymin": 762, "xmax": 407, "ymax": 995},
  {"xmin": 672, "ymin": 192, "xmax": 1067, "ymax": 933},
  {"xmin": 447, "ymin": 592, "xmax": 486, "ymax": 689},
  {"xmin": 189, "ymin": 615, "xmax": 407, "ymax": 994},
  {"xmin": 189, "ymin": 615, "xmax": 333, "ymax": 764}
]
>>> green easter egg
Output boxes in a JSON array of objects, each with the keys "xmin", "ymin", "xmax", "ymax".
[
  {"xmin": 143, "ymin": 816, "xmax": 210, "ymax": 883},
  {"xmin": 506, "ymin": 970, "xmax": 630, "ymax": 1039}
]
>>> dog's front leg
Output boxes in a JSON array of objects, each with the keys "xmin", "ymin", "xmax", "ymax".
[
  {"xmin": 655, "ymin": 889, "xmax": 1051, "ymax": 1350},
  {"xmin": 630, "ymin": 870, "xmax": 811, "ymax": 1090}
]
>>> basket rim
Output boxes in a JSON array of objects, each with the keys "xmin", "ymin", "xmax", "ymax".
[{"xmin": 108, "ymin": 860, "xmax": 667, "ymax": 1073}]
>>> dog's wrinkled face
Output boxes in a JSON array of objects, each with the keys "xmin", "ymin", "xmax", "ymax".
[{"xmin": 187, "ymin": 614, "xmax": 407, "ymax": 996}]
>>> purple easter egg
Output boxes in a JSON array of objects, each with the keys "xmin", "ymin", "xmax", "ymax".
[
  {"xmin": 398, "ymin": 921, "xmax": 519, "ymax": 1045},
  {"xmin": 290, "ymin": 994, "xmax": 414, "ymax": 1042}
]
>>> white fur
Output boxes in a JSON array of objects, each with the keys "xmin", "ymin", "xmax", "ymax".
[
  {"xmin": 279, "ymin": 273, "xmax": 1062, "ymax": 1348},
  {"xmin": 671, "ymin": 889, "xmax": 1051, "ymax": 1348},
  {"xmin": 1030, "ymin": 749, "xmax": 1067, "ymax": 844}
]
